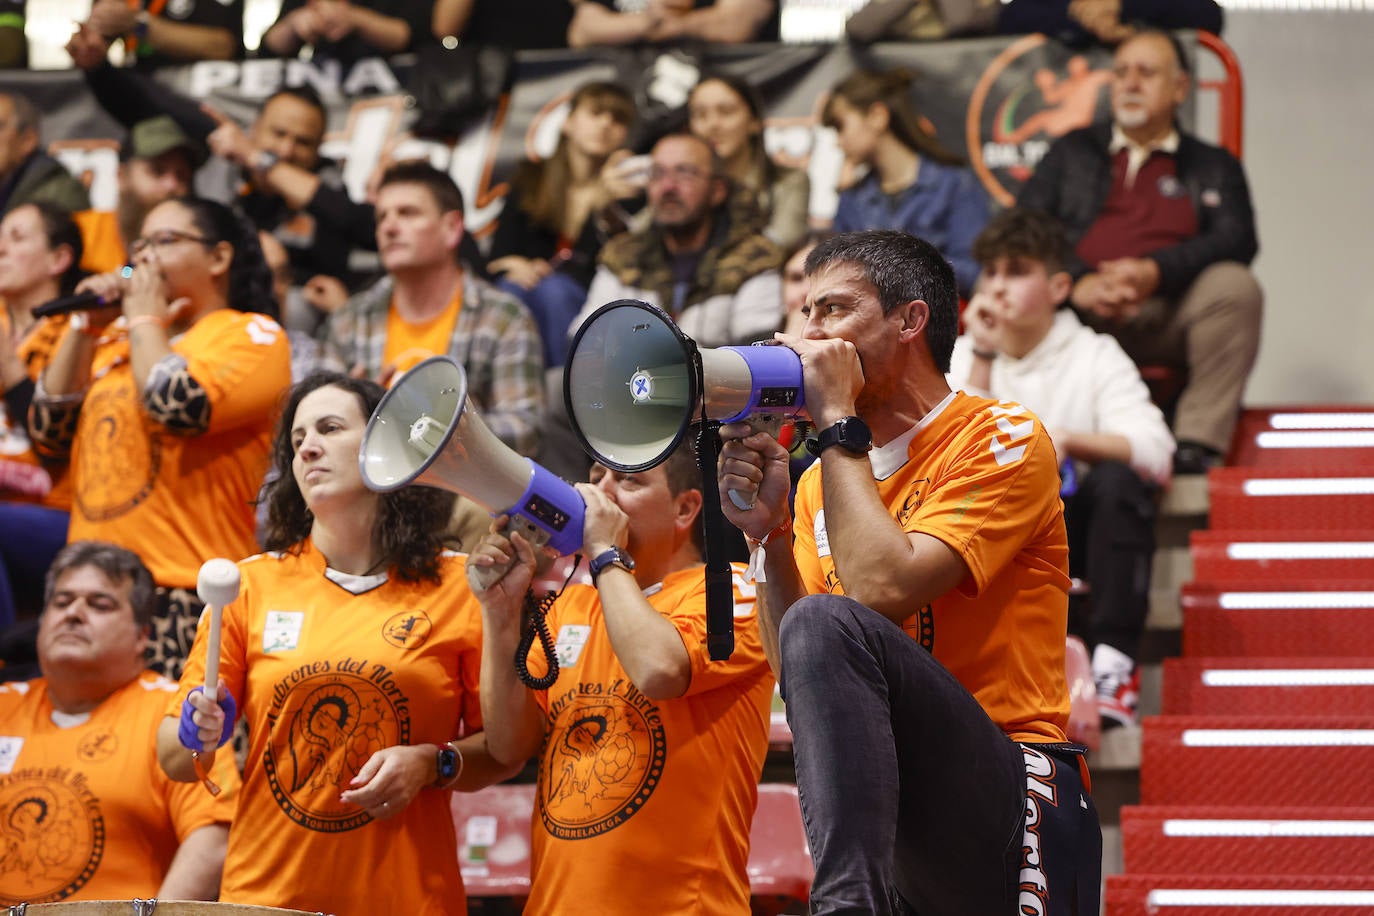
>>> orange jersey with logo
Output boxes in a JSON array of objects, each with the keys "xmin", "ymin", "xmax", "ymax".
[
  {"xmin": 793, "ymin": 392, "xmax": 1071, "ymax": 743},
  {"xmin": 382, "ymin": 288, "xmax": 462, "ymax": 380},
  {"xmin": 172, "ymin": 541, "xmax": 483, "ymax": 916},
  {"xmin": 66, "ymin": 309, "xmax": 291, "ymax": 588},
  {"xmin": 0, "ymin": 671, "xmax": 239, "ymax": 904},
  {"xmin": 0, "ymin": 311, "xmax": 72, "ymax": 510},
  {"xmin": 522, "ymin": 564, "xmax": 774, "ymax": 916}
]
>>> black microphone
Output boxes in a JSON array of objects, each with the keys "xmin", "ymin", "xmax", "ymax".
[{"xmin": 32, "ymin": 291, "xmax": 111, "ymax": 319}]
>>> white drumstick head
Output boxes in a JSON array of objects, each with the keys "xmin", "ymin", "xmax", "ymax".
[{"xmin": 197, "ymin": 558, "xmax": 241, "ymax": 608}]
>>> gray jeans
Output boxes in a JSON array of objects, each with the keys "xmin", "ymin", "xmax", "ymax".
[{"xmin": 779, "ymin": 594, "xmax": 1102, "ymax": 915}]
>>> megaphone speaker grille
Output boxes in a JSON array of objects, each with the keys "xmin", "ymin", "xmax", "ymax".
[
  {"xmin": 360, "ymin": 356, "xmax": 469, "ymax": 491},
  {"xmin": 565, "ymin": 300, "xmax": 700, "ymax": 472}
]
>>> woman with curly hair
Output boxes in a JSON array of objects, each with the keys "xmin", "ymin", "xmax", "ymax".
[
  {"xmin": 158, "ymin": 371, "xmax": 515, "ymax": 916},
  {"xmin": 30, "ymin": 195, "xmax": 291, "ymax": 677},
  {"xmin": 825, "ymin": 68, "xmax": 989, "ymax": 297}
]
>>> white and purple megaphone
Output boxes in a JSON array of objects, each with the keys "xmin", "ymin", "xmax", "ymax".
[
  {"xmin": 359, "ymin": 355, "xmax": 585, "ymax": 590},
  {"xmin": 565, "ymin": 299, "xmax": 807, "ymax": 507}
]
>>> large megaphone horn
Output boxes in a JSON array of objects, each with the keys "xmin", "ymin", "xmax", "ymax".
[
  {"xmin": 359, "ymin": 355, "xmax": 585, "ymax": 590},
  {"xmin": 565, "ymin": 299, "xmax": 806, "ymax": 502}
]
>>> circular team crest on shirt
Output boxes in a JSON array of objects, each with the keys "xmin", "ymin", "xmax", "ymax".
[
  {"xmin": 0, "ymin": 768, "xmax": 104, "ymax": 902},
  {"xmin": 381, "ymin": 610, "xmax": 432, "ymax": 650},
  {"xmin": 263, "ymin": 668, "xmax": 408, "ymax": 833},
  {"xmin": 538, "ymin": 685, "xmax": 667, "ymax": 840},
  {"xmin": 74, "ymin": 386, "xmax": 160, "ymax": 522},
  {"xmin": 75, "ymin": 731, "xmax": 118, "ymax": 763}
]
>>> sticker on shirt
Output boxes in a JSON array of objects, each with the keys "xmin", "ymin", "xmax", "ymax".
[
  {"xmin": 814, "ymin": 509, "xmax": 831, "ymax": 558},
  {"xmin": 554, "ymin": 624, "xmax": 592, "ymax": 667},
  {"xmin": 0, "ymin": 736, "xmax": 23, "ymax": 773},
  {"xmin": 382, "ymin": 610, "xmax": 433, "ymax": 650},
  {"xmin": 263, "ymin": 610, "xmax": 305, "ymax": 653},
  {"xmin": 0, "ymin": 765, "xmax": 103, "ymax": 900},
  {"xmin": 1156, "ymin": 174, "xmax": 1186, "ymax": 199}
]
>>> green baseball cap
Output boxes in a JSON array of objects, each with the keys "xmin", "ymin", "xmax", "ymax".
[{"xmin": 120, "ymin": 115, "xmax": 207, "ymax": 169}]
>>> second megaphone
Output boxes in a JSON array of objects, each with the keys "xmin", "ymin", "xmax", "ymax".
[
  {"xmin": 564, "ymin": 299, "xmax": 806, "ymax": 473},
  {"xmin": 358, "ymin": 355, "xmax": 584, "ymax": 589}
]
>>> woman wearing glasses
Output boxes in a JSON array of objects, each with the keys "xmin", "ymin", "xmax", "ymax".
[{"xmin": 30, "ymin": 195, "xmax": 291, "ymax": 679}]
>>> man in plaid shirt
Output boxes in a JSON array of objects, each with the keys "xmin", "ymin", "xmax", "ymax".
[{"xmin": 321, "ymin": 160, "xmax": 545, "ymax": 456}]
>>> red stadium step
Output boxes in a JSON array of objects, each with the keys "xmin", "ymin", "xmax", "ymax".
[
  {"xmin": 1182, "ymin": 584, "xmax": 1374, "ymax": 658},
  {"xmin": 1121, "ymin": 805, "xmax": 1374, "ymax": 877},
  {"xmin": 1140, "ymin": 716, "xmax": 1374, "ymax": 807},
  {"xmin": 452, "ymin": 782, "xmax": 812, "ymax": 905},
  {"xmin": 1190, "ymin": 530, "xmax": 1374, "ymax": 586},
  {"xmin": 1207, "ymin": 468, "xmax": 1374, "ymax": 531},
  {"xmin": 1162, "ymin": 658, "xmax": 1374, "ymax": 716},
  {"xmin": 1229, "ymin": 408, "xmax": 1374, "ymax": 469},
  {"xmin": 1106, "ymin": 874, "xmax": 1374, "ymax": 916}
]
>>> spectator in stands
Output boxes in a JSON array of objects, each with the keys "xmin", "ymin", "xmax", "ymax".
[
  {"xmin": 0, "ymin": 93, "xmax": 88, "ymax": 217},
  {"xmin": 158, "ymin": 372, "xmax": 516, "ymax": 916},
  {"xmin": 570, "ymin": 132, "xmax": 783, "ymax": 350},
  {"xmin": 433, "ymin": 0, "xmax": 573, "ymax": 48},
  {"xmin": 469, "ymin": 437, "xmax": 774, "ymax": 915},
  {"xmin": 67, "ymin": 0, "xmax": 242, "ymax": 70},
  {"xmin": 75, "ymin": 115, "xmax": 204, "ymax": 274},
  {"xmin": 488, "ymin": 80, "xmax": 638, "ymax": 369},
  {"xmin": 824, "ymin": 69, "xmax": 989, "ymax": 298},
  {"xmin": 568, "ymin": 0, "xmax": 779, "ymax": 47},
  {"xmin": 780, "ymin": 231, "xmax": 829, "ymax": 339},
  {"xmin": 718, "ymin": 229, "xmax": 1101, "ymax": 915},
  {"xmin": 261, "ymin": 0, "xmax": 431, "ymax": 68},
  {"xmin": 1018, "ymin": 30, "xmax": 1261, "ymax": 473},
  {"xmin": 949, "ymin": 208, "xmax": 1174, "ymax": 728},
  {"xmin": 0, "ymin": 540, "xmax": 238, "ymax": 904},
  {"xmin": 688, "ymin": 73, "xmax": 810, "ymax": 251},
  {"xmin": 844, "ymin": 0, "xmax": 998, "ymax": 43},
  {"xmin": 0, "ymin": 0, "xmax": 25, "ymax": 68},
  {"xmin": 998, "ymin": 0, "xmax": 1224, "ymax": 46},
  {"xmin": 0, "ymin": 203, "xmax": 84, "ymax": 627},
  {"xmin": 321, "ymin": 161, "xmax": 544, "ymax": 455},
  {"xmin": 30, "ymin": 197, "xmax": 290, "ymax": 680}
]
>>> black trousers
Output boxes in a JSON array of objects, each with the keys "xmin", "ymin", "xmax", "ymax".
[{"xmin": 1063, "ymin": 460, "xmax": 1157, "ymax": 664}]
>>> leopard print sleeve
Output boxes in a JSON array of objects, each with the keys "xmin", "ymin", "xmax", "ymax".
[
  {"xmin": 28, "ymin": 377, "xmax": 85, "ymax": 459},
  {"xmin": 143, "ymin": 353, "xmax": 212, "ymax": 435}
]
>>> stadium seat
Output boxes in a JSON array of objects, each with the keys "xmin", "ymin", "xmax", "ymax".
[
  {"xmin": 452, "ymin": 783, "xmax": 536, "ymax": 899},
  {"xmin": 748, "ymin": 783, "xmax": 813, "ymax": 915},
  {"xmin": 1140, "ymin": 715, "xmax": 1374, "ymax": 807},
  {"xmin": 1162, "ymin": 657, "xmax": 1374, "ymax": 717},
  {"xmin": 1228, "ymin": 408, "xmax": 1374, "ymax": 469},
  {"xmin": 1121, "ymin": 805, "xmax": 1374, "ymax": 877}
]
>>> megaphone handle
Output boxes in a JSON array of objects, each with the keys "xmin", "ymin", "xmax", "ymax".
[
  {"xmin": 469, "ymin": 516, "xmax": 556, "ymax": 591},
  {"xmin": 727, "ymin": 413, "xmax": 789, "ymax": 511}
]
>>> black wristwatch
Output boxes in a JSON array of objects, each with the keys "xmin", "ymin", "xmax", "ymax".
[
  {"xmin": 589, "ymin": 546, "xmax": 635, "ymax": 584},
  {"xmin": 433, "ymin": 742, "xmax": 459, "ymax": 788},
  {"xmin": 806, "ymin": 416, "xmax": 874, "ymax": 457}
]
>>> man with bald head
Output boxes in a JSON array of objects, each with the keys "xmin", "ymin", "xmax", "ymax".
[{"xmin": 1018, "ymin": 30, "xmax": 1262, "ymax": 475}]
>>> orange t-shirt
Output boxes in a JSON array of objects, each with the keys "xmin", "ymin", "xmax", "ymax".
[
  {"xmin": 522, "ymin": 564, "xmax": 774, "ymax": 916},
  {"xmin": 172, "ymin": 541, "xmax": 484, "ymax": 916},
  {"xmin": 0, "ymin": 311, "xmax": 72, "ymax": 510},
  {"xmin": 66, "ymin": 309, "xmax": 291, "ymax": 588},
  {"xmin": 73, "ymin": 209, "xmax": 127, "ymax": 276},
  {"xmin": 382, "ymin": 288, "xmax": 462, "ymax": 381},
  {"xmin": 0, "ymin": 671, "xmax": 239, "ymax": 904},
  {"xmin": 793, "ymin": 392, "xmax": 1072, "ymax": 743}
]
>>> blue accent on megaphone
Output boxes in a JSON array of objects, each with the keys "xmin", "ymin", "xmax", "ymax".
[
  {"xmin": 717, "ymin": 344, "xmax": 806, "ymax": 424},
  {"xmin": 507, "ymin": 459, "xmax": 586, "ymax": 557}
]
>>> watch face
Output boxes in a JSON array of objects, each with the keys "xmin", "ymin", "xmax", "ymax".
[{"xmin": 437, "ymin": 747, "xmax": 458, "ymax": 778}]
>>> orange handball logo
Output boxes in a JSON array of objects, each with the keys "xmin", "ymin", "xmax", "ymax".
[{"xmin": 966, "ymin": 35, "xmax": 1113, "ymax": 206}]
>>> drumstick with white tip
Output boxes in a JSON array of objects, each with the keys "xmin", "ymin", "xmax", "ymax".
[{"xmin": 193, "ymin": 558, "xmax": 241, "ymax": 794}]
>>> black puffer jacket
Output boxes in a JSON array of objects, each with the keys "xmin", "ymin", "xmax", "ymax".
[{"xmin": 1018, "ymin": 122, "xmax": 1258, "ymax": 300}]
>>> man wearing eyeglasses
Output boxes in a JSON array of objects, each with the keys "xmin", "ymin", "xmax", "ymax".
[{"xmin": 568, "ymin": 132, "xmax": 784, "ymax": 352}]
